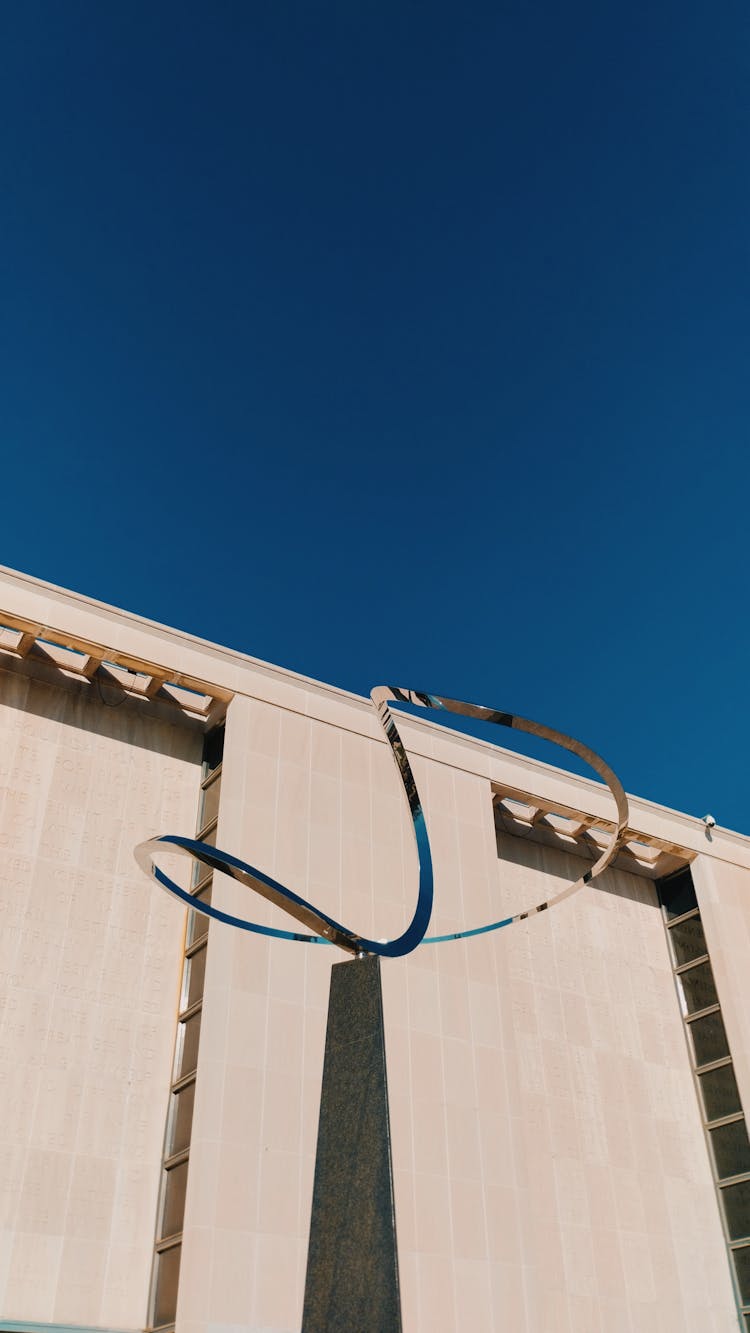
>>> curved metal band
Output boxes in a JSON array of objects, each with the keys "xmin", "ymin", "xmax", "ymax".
[
  {"xmin": 375, "ymin": 689, "xmax": 629, "ymax": 943},
  {"xmin": 135, "ymin": 687, "xmax": 629, "ymax": 955},
  {"xmin": 135, "ymin": 686, "xmax": 433, "ymax": 957}
]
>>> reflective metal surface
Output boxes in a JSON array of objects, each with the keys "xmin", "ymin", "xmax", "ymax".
[
  {"xmin": 135, "ymin": 687, "xmax": 629, "ymax": 956},
  {"xmin": 382, "ymin": 688, "xmax": 630, "ymax": 943}
]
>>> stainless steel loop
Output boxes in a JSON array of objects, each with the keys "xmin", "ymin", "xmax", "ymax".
[
  {"xmin": 376, "ymin": 689, "xmax": 629, "ymax": 943},
  {"xmin": 135, "ymin": 687, "xmax": 629, "ymax": 954}
]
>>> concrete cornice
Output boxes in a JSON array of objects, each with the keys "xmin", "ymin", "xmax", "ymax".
[
  {"xmin": 1, "ymin": 563, "xmax": 747, "ymax": 869},
  {"xmin": 0, "ymin": 562, "xmax": 369, "ymax": 705}
]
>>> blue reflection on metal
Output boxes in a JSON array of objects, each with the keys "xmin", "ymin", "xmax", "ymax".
[{"xmin": 135, "ymin": 686, "xmax": 629, "ymax": 956}]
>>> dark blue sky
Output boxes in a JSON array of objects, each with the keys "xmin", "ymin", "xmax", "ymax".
[{"xmin": 2, "ymin": 2, "xmax": 749, "ymax": 830}]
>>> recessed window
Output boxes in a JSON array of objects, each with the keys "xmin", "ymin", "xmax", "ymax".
[
  {"xmin": 688, "ymin": 1009, "xmax": 729, "ymax": 1068},
  {"xmin": 661, "ymin": 869, "xmax": 698, "ymax": 920},
  {"xmin": 198, "ymin": 773, "xmax": 221, "ymax": 833},
  {"xmin": 202, "ymin": 725, "xmax": 224, "ymax": 778},
  {"xmin": 699, "ymin": 1064, "xmax": 741, "ymax": 1123},
  {"xmin": 176, "ymin": 1010, "xmax": 202, "ymax": 1081},
  {"xmin": 200, "ymin": 823, "xmax": 217, "ymax": 850},
  {"xmin": 150, "ymin": 722, "xmax": 223, "ymax": 1325},
  {"xmin": 193, "ymin": 823, "xmax": 217, "ymax": 852},
  {"xmin": 721, "ymin": 1179, "xmax": 750, "ymax": 1242},
  {"xmin": 710, "ymin": 1119, "xmax": 750, "ymax": 1182},
  {"xmin": 677, "ymin": 959, "xmax": 718, "ymax": 1016},
  {"xmin": 160, "ymin": 1158, "xmax": 189, "ymax": 1240},
  {"xmin": 152, "ymin": 1241, "xmax": 181, "ymax": 1327},
  {"xmin": 699, "ymin": 1064, "xmax": 743, "ymax": 1124},
  {"xmin": 168, "ymin": 1080, "xmax": 196, "ymax": 1158},
  {"xmin": 182, "ymin": 944, "xmax": 208, "ymax": 1013},
  {"xmin": 668, "ymin": 915, "xmax": 708, "ymax": 968},
  {"xmin": 191, "ymin": 854, "xmax": 213, "ymax": 888},
  {"xmin": 658, "ymin": 866, "xmax": 750, "ymax": 1328},
  {"xmin": 188, "ymin": 882, "xmax": 212, "ymax": 945}
]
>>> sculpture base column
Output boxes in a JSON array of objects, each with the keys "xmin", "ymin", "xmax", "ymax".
[{"xmin": 302, "ymin": 953, "xmax": 402, "ymax": 1333}]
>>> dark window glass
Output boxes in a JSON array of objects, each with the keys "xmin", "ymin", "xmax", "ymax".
[
  {"xmin": 153, "ymin": 1242, "xmax": 181, "ymax": 1327},
  {"xmin": 198, "ymin": 774, "xmax": 221, "ymax": 833},
  {"xmin": 660, "ymin": 869, "xmax": 698, "ymax": 920},
  {"xmin": 202, "ymin": 726, "xmax": 224, "ymax": 778},
  {"xmin": 176, "ymin": 1010, "xmax": 202, "ymax": 1080},
  {"xmin": 678, "ymin": 960, "xmax": 718, "ymax": 1015},
  {"xmin": 699, "ymin": 1063, "xmax": 743, "ymax": 1123},
  {"xmin": 168, "ymin": 1079, "xmax": 196, "ymax": 1157},
  {"xmin": 668, "ymin": 915, "xmax": 707, "ymax": 968},
  {"xmin": 182, "ymin": 944, "xmax": 207, "ymax": 1013},
  {"xmin": 710, "ymin": 1119, "xmax": 750, "ymax": 1181},
  {"xmin": 722, "ymin": 1180, "xmax": 750, "ymax": 1242},
  {"xmin": 688, "ymin": 1010, "xmax": 730, "ymax": 1068},
  {"xmin": 188, "ymin": 882, "xmax": 212, "ymax": 943},
  {"xmin": 160, "ymin": 1158, "xmax": 189, "ymax": 1239},
  {"xmin": 743, "ymin": 1310, "xmax": 750, "ymax": 1331}
]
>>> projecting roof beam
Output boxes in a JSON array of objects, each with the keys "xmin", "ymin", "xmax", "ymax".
[
  {"xmin": 160, "ymin": 681, "xmax": 212, "ymax": 715},
  {"xmin": 16, "ymin": 632, "xmax": 36, "ymax": 657},
  {"xmin": 204, "ymin": 696, "xmax": 229, "ymax": 730},
  {"xmin": 81, "ymin": 653, "xmax": 103, "ymax": 678},
  {"xmin": 144, "ymin": 673, "xmax": 168, "ymax": 699},
  {"xmin": 0, "ymin": 607, "xmax": 235, "ymax": 712},
  {"xmin": 33, "ymin": 640, "xmax": 89, "ymax": 671}
]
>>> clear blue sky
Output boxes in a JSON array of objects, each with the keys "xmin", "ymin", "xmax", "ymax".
[{"xmin": 2, "ymin": 2, "xmax": 749, "ymax": 831}]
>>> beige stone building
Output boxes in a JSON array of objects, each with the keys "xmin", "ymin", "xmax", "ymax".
[{"xmin": 1, "ymin": 562, "xmax": 749, "ymax": 1333}]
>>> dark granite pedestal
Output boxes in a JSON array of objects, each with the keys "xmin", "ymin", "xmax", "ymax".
[{"xmin": 302, "ymin": 954, "xmax": 402, "ymax": 1333}]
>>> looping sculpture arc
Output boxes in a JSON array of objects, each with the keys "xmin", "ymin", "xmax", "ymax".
[{"xmin": 135, "ymin": 687, "xmax": 630, "ymax": 956}]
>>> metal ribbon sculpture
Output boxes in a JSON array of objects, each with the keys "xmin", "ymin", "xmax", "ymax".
[{"xmin": 135, "ymin": 688, "xmax": 629, "ymax": 956}]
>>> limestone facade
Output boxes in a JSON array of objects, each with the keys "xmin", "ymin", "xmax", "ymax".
[{"xmin": 1, "ymin": 564, "xmax": 748, "ymax": 1333}]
